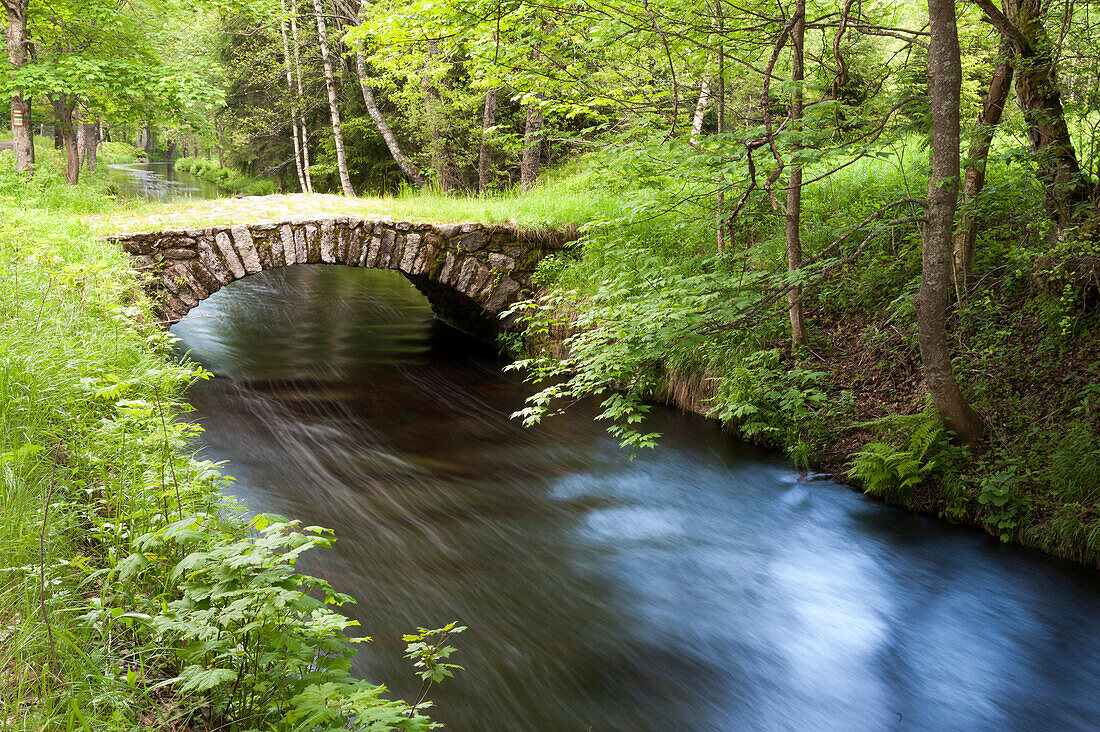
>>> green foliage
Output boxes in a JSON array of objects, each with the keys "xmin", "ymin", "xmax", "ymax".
[
  {"xmin": 174, "ymin": 155, "xmax": 276, "ymax": 196},
  {"xmin": 0, "ymin": 151, "xmax": 450, "ymax": 728},
  {"xmin": 1047, "ymin": 423, "xmax": 1100, "ymax": 504},
  {"xmin": 404, "ymin": 623, "xmax": 466, "ymax": 684},
  {"xmin": 847, "ymin": 407, "xmax": 955, "ymax": 499},
  {"xmin": 976, "ymin": 461, "xmax": 1028, "ymax": 541}
]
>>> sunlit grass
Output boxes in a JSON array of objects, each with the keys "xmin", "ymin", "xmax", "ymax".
[{"xmin": 89, "ymin": 166, "xmax": 622, "ymax": 235}]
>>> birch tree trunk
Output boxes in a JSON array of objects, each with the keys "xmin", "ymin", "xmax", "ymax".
[
  {"xmin": 312, "ymin": 0, "xmax": 356, "ymax": 196},
  {"xmin": 919, "ymin": 0, "xmax": 984, "ymax": 446},
  {"xmin": 280, "ymin": 7, "xmax": 308, "ymax": 192},
  {"xmin": 784, "ymin": 0, "xmax": 807, "ymax": 346},
  {"xmin": 354, "ymin": 33, "xmax": 426, "ymax": 187},
  {"xmin": 289, "ymin": 6, "xmax": 314, "ymax": 192},
  {"xmin": 690, "ymin": 74, "xmax": 711, "ymax": 139}
]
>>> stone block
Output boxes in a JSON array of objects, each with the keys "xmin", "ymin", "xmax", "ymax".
[
  {"xmin": 487, "ymin": 276, "xmax": 522, "ymax": 311},
  {"xmin": 456, "ymin": 258, "xmax": 478, "ymax": 292},
  {"xmin": 304, "ymin": 224, "xmax": 320, "ymax": 263},
  {"xmin": 293, "ymin": 227, "xmax": 308, "ymax": 264},
  {"xmin": 187, "ymin": 260, "xmax": 221, "ymax": 295},
  {"xmin": 320, "ymin": 220, "xmax": 336, "ymax": 263},
  {"xmin": 122, "ymin": 238, "xmax": 152, "ymax": 255},
  {"xmin": 176, "ymin": 263, "xmax": 210, "ymax": 301},
  {"xmin": 336, "ymin": 224, "xmax": 348, "ymax": 263},
  {"xmin": 197, "ymin": 241, "xmax": 233, "ymax": 285},
  {"xmin": 436, "ymin": 223, "xmax": 461, "ymax": 239},
  {"xmin": 471, "ymin": 262, "xmax": 493, "ymax": 299},
  {"xmin": 400, "ymin": 233, "xmax": 422, "ymax": 271},
  {"xmin": 439, "ymin": 252, "xmax": 457, "ymax": 283},
  {"xmin": 457, "ymin": 230, "xmax": 489, "ymax": 251},
  {"xmin": 363, "ymin": 236, "xmax": 381, "ymax": 267},
  {"xmin": 489, "ymin": 252, "xmax": 515, "ymax": 271},
  {"xmin": 231, "ymin": 226, "xmax": 262, "ymax": 274},
  {"xmin": 162, "ymin": 248, "xmax": 197, "ymax": 260},
  {"xmin": 279, "ymin": 224, "xmax": 296, "ymax": 265},
  {"xmin": 377, "ymin": 230, "xmax": 397, "ymax": 268},
  {"xmin": 214, "ymin": 231, "xmax": 247, "ymax": 279}
]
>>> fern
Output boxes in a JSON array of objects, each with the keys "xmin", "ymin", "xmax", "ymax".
[{"xmin": 847, "ymin": 407, "xmax": 946, "ymax": 497}]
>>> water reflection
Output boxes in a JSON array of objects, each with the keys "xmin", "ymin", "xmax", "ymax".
[
  {"xmin": 173, "ymin": 265, "xmax": 1100, "ymax": 730},
  {"xmin": 107, "ymin": 161, "xmax": 221, "ymax": 201}
]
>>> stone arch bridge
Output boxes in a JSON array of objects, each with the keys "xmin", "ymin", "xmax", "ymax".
[{"xmin": 107, "ymin": 217, "xmax": 576, "ymax": 339}]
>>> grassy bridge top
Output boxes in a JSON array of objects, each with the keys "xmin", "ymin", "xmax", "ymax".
[{"xmin": 89, "ymin": 191, "xmax": 598, "ymax": 237}]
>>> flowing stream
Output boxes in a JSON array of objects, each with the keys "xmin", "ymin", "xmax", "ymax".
[
  {"xmin": 170, "ymin": 264, "xmax": 1100, "ymax": 731},
  {"xmin": 107, "ymin": 161, "xmax": 221, "ymax": 201}
]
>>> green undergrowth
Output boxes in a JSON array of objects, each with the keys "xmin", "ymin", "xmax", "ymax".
[
  {"xmin": 0, "ymin": 151, "xmax": 456, "ymax": 726},
  {"xmin": 173, "ymin": 156, "xmax": 277, "ymax": 197},
  {"xmin": 509, "ymin": 134, "xmax": 1100, "ymax": 566}
]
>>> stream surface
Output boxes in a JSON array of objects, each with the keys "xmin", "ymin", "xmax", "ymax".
[
  {"xmin": 172, "ymin": 265, "xmax": 1100, "ymax": 731},
  {"xmin": 107, "ymin": 161, "xmax": 221, "ymax": 201}
]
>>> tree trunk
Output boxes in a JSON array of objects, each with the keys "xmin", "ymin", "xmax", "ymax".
[
  {"xmin": 1005, "ymin": 0, "xmax": 1088, "ymax": 226},
  {"xmin": 478, "ymin": 88, "xmax": 498, "ymax": 194},
  {"xmin": 785, "ymin": 0, "xmax": 807, "ymax": 346},
  {"xmin": 716, "ymin": 0, "xmax": 726, "ymax": 252},
  {"xmin": 166, "ymin": 140, "xmax": 177, "ymax": 160},
  {"xmin": 520, "ymin": 104, "xmax": 544, "ymax": 192},
  {"xmin": 354, "ymin": 36, "xmax": 426, "ymax": 187},
  {"xmin": 76, "ymin": 112, "xmax": 86, "ymax": 165},
  {"xmin": 289, "ymin": 6, "xmax": 313, "ymax": 193},
  {"xmin": 279, "ymin": 6, "xmax": 308, "ymax": 192},
  {"xmin": 312, "ymin": 0, "xmax": 355, "ymax": 196},
  {"xmin": 953, "ymin": 44, "xmax": 1013, "ymax": 293},
  {"xmin": 422, "ymin": 42, "xmax": 460, "ymax": 192},
  {"xmin": 690, "ymin": 73, "xmax": 711, "ymax": 139},
  {"xmin": 976, "ymin": 0, "xmax": 1090, "ymax": 226},
  {"xmin": 54, "ymin": 97, "xmax": 80, "ymax": 185},
  {"xmin": 83, "ymin": 122, "xmax": 99, "ymax": 171},
  {"xmin": 919, "ymin": 0, "xmax": 984, "ymax": 446}
]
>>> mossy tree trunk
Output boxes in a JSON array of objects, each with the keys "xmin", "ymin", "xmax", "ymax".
[{"xmin": 920, "ymin": 0, "xmax": 984, "ymax": 446}]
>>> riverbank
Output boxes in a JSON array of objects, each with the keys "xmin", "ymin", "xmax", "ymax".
[
  {"xmin": 171, "ymin": 156, "xmax": 277, "ymax": 197},
  {"xmin": 0, "ymin": 144, "xmax": 437, "ymax": 727}
]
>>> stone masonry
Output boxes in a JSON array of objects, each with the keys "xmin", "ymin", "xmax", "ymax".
[{"xmin": 107, "ymin": 218, "xmax": 576, "ymax": 339}]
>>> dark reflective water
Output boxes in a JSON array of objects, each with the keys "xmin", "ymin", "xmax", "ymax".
[
  {"xmin": 108, "ymin": 161, "xmax": 221, "ymax": 200},
  {"xmin": 172, "ymin": 265, "xmax": 1100, "ymax": 731}
]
